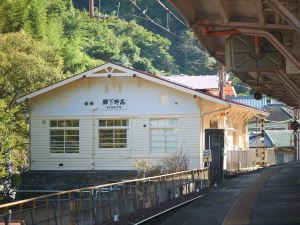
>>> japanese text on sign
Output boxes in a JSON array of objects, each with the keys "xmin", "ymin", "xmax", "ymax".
[{"xmin": 100, "ymin": 98, "xmax": 127, "ymax": 110}]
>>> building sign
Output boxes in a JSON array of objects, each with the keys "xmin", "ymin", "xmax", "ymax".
[{"xmin": 100, "ymin": 98, "xmax": 127, "ymax": 110}]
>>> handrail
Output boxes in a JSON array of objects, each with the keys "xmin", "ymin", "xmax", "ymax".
[{"xmin": 0, "ymin": 168, "xmax": 208, "ymax": 209}]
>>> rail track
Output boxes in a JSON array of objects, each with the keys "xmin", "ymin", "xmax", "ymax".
[{"xmin": 134, "ymin": 194, "xmax": 205, "ymax": 225}]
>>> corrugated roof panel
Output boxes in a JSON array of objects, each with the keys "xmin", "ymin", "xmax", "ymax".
[{"xmin": 226, "ymin": 96, "xmax": 268, "ymax": 110}]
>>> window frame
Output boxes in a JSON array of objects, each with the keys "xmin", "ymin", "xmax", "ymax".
[
  {"xmin": 98, "ymin": 119, "xmax": 129, "ymax": 149},
  {"xmin": 49, "ymin": 120, "xmax": 80, "ymax": 154},
  {"xmin": 149, "ymin": 118, "xmax": 179, "ymax": 153}
]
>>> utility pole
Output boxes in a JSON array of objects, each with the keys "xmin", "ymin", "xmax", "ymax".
[
  {"xmin": 261, "ymin": 122, "xmax": 265, "ymax": 166},
  {"xmin": 116, "ymin": 1, "xmax": 121, "ymax": 17},
  {"xmin": 218, "ymin": 66, "xmax": 225, "ymax": 99},
  {"xmin": 89, "ymin": 0, "xmax": 94, "ymax": 18},
  {"xmin": 293, "ymin": 108, "xmax": 298, "ymax": 161}
]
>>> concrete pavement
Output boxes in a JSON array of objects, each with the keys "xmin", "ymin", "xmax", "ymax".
[{"xmin": 161, "ymin": 162, "xmax": 300, "ymax": 225}]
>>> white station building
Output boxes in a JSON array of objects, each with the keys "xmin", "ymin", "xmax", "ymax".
[{"xmin": 17, "ymin": 63, "xmax": 267, "ymax": 171}]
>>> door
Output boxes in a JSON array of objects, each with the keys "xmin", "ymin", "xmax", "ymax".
[{"xmin": 205, "ymin": 129, "xmax": 225, "ymax": 183}]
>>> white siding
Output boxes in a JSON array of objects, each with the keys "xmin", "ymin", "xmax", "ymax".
[
  {"xmin": 30, "ymin": 115, "xmax": 201, "ymax": 170},
  {"xmin": 29, "ymin": 77, "xmax": 202, "ymax": 171},
  {"xmin": 30, "ymin": 77, "xmax": 199, "ymax": 117}
]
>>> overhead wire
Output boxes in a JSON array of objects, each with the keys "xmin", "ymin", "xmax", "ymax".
[
  {"xmin": 128, "ymin": 0, "xmax": 177, "ymax": 36},
  {"xmin": 154, "ymin": 0, "xmax": 188, "ymax": 28}
]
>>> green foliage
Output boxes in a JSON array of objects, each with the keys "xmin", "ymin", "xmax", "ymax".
[
  {"xmin": 0, "ymin": 0, "xmax": 29, "ymax": 33},
  {"xmin": 170, "ymin": 31, "xmax": 217, "ymax": 75},
  {"xmin": 0, "ymin": 32, "xmax": 64, "ymax": 200},
  {"xmin": 228, "ymin": 73, "xmax": 252, "ymax": 95},
  {"xmin": 0, "ymin": 0, "xmax": 180, "ymax": 199},
  {"xmin": 74, "ymin": 0, "xmax": 217, "ymax": 75}
]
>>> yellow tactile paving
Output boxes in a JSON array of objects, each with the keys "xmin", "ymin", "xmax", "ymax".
[{"xmin": 222, "ymin": 168, "xmax": 283, "ymax": 225}]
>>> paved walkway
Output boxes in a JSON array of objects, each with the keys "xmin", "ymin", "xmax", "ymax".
[{"xmin": 161, "ymin": 162, "xmax": 300, "ymax": 225}]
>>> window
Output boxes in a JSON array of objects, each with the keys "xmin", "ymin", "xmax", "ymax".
[
  {"xmin": 50, "ymin": 120, "xmax": 79, "ymax": 153},
  {"xmin": 99, "ymin": 119, "xmax": 128, "ymax": 148},
  {"xmin": 150, "ymin": 119, "xmax": 178, "ymax": 152}
]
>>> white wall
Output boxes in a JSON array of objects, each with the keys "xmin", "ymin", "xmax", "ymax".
[
  {"xmin": 29, "ymin": 77, "xmax": 201, "ymax": 170},
  {"xmin": 30, "ymin": 77, "xmax": 199, "ymax": 116}
]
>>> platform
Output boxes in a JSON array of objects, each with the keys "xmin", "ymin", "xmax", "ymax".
[{"xmin": 161, "ymin": 162, "xmax": 300, "ymax": 225}]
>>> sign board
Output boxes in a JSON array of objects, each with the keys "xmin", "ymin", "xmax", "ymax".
[
  {"xmin": 203, "ymin": 149, "xmax": 212, "ymax": 157},
  {"xmin": 100, "ymin": 98, "xmax": 127, "ymax": 110}
]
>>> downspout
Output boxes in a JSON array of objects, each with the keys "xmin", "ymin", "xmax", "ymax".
[
  {"xmin": 25, "ymin": 98, "xmax": 31, "ymax": 171},
  {"xmin": 199, "ymin": 104, "xmax": 232, "ymax": 168}
]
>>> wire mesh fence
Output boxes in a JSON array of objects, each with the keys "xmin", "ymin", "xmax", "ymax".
[{"xmin": 0, "ymin": 168, "xmax": 209, "ymax": 225}]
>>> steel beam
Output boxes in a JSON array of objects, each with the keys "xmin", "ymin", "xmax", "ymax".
[
  {"xmin": 193, "ymin": 20, "xmax": 293, "ymax": 31},
  {"xmin": 239, "ymin": 28, "xmax": 300, "ymax": 71},
  {"xmin": 266, "ymin": 0, "xmax": 300, "ymax": 34},
  {"xmin": 215, "ymin": 0, "xmax": 231, "ymax": 23},
  {"xmin": 254, "ymin": 0, "xmax": 266, "ymax": 25}
]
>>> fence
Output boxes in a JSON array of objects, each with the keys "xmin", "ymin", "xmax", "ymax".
[
  {"xmin": 226, "ymin": 150, "xmax": 257, "ymax": 171},
  {"xmin": 0, "ymin": 168, "xmax": 209, "ymax": 225},
  {"xmin": 226, "ymin": 149, "xmax": 276, "ymax": 171}
]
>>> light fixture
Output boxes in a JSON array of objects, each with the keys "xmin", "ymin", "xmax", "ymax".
[{"xmin": 254, "ymin": 91, "xmax": 262, "ymax": 100}]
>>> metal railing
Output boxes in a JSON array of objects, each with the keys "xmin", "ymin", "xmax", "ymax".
[{"xmin": 0, "ymin": 168, "xmax": 209, "ymax": 225}]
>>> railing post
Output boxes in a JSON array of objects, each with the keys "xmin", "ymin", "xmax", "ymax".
[
  {"xmin": 52, "ymin": 204, "xmax": 59, "ymax": 225},
  {"xmin": 129, "ymin": 183, "xmax": 134, "ymax": 212},
  {"xmin": 19, "ymin": 203, "xmax": 23, "ymax": 225},
  {"xmin": 197, "ymin": 169, "xmax": 200, "ymax": 191},
  {"xmin": 192, "ymin": 170, "xmax": 195, "ymax": 192},
  {"xmin": 172, "ymin": 174, "xmax": 175, "ymax": 199},
  {"xmin": 115, "ymin": 188, "xmax": 120, "ymax": 218},
  {"xmin": 4, "ymin": 207, "xmax": 10, "ymax": 225},
  {"xmin": 107, "ymin": 188, "xmax": 113, "ymax": 221},
  {"xmin": 68, "ymin": 192, "xmax": 75, "ymax": 225},
  {"xmin": 32, "ymin": 200, "xmax": 36, "ymax": 225},
  {"xmin": 135, "ymin": 182, "xmax": 139, "ymax": 210},
  {"xmin": 186, "ymin": 171, "xmax": 190, "ymax": 194},
  {"xmin": 79, "ymin": 191, "xmax": 84, "ymax": 224},
  {"xmin": 164, "ymin": 175, "xmax": 168, "ymax": 201},
  {"xmin": 122, "ymin": 186, "xmax": 127, "ymax": 214},
  {"xmin": 141, "ymin": 180, "xmax": 146, "ymax": 208},
  {"xmin": 57, "ymin": 194, "xmax": 62, "ymax": 225},
  {"xmin": 90, "ymin": 190, "xmax": 95, "ymax": 225},
  {"xmin": 45, "ymin": 197, "xmax": 49, "ymax": 225},
  {"xmin": 98, "ymin": 188, "xmax": 103, "ymax": 223},
  {"xmin": 154, "ymin": 179, "xmax": 158, "ymax": 205}
]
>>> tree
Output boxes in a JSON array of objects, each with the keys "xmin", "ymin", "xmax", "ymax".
[
  {"xmin": 0, "ymin": 32, "xmax": 64, "ymax": 201},
  {"xmin": 170, "ymin": 31, "xmax": 217, "ymax": 75}
]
